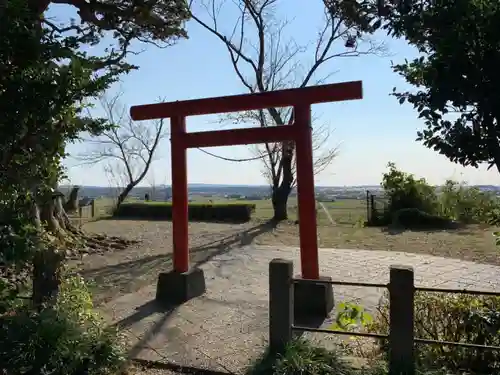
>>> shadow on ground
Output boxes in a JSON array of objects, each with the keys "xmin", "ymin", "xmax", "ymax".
[
  {"xmin": 380, "ymin": 222, "xmax": 475, "ymax": 236},
  {"xmin": 245, "ymin": 348, "xmax": 278, "ymax": 375},
  {"xmin": 112, "ymin": 299, "xmax": 232, "ymax": 375},
  {"xmin": 81, "ymin": 221, "xmax": 276, "ymax": 304}
]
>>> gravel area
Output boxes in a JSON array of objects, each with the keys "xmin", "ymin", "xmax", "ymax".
[
  {"xmin": 127, "ymin": 363, "xmax": 219, "ymax": 375},
  {"xmin": 75, "ymin": 218, "xmax": 499, "ymax": 305},
  {"xmin": 75, "ymin": 219, "xmax": 265, "ymax": 305}
]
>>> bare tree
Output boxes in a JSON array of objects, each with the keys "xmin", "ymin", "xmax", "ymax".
[
  {"xmin": 79, "ymin": 92, "xmax": 168, "ymax": 208},
  {"xmin": 189, "ymin": 0, "xmax": 386, "ymax": 220},
  {"xmin": 145, "ymin": 168, "xmax": 157, "ymax": 200}
]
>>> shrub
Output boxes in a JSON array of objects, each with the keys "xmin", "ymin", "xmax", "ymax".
[
  {"xmin": 369, "ymin": 292, "xmax": 500, "ymax": 374},
  {"xmin": 114, "ymin": 201, "xmax": 256, "ymax": 222},
  {"xmin": 392, "ymin": 208, "xmax": 456, "ymax": 230},
  {"xmin": 1, "ymin": 201, "xmax": 125, "ymax": 375},
  {"xmin": 0, "ymin": 274, "xmax": 125, "ymax": 375},
  {"xmin": 439, "ymin": 180, "xmax": 500, "ymax": 225},
  {"xmin": 249, "ymin": 339, "xmax": 357, "ymax": 375},
  {"xmin": 0, "ymin": 217, "xmax": 40, "ymax": 314},
  {"xmin": 377, "ymin": 163, "xmax": 500, "ymax": 229},
  {"xmin": 382, "ymin": 162, "xmax": 438, "ymax": 219},
  {"xmin": 249, "ymin": 339, "xmax": 450, "ymax": 375}
]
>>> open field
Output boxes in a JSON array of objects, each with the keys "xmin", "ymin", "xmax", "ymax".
[
  {"xmin": 185, "ymin": 195, "xmax": 368, "ymax": 226},
  {"xmin": 94, "ymin": 197, "xmax": 498, "ymax": 265}
]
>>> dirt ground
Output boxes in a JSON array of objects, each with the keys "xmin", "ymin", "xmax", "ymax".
[
  {"xmin": 76, "ymin": 217, "xmax": 498, "ymax": 375},
  {"xmin": 77, "ymin": 218, "xmax": 498, "ymax": 306}
]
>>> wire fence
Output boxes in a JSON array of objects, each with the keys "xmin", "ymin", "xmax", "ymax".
[
  {"xmin": 365, "ymin": 190, "xmax": 390, "ymax": 225},
  {"xmin": 268, "ymin": 259, "xmax": 500, "ymax": 375}
]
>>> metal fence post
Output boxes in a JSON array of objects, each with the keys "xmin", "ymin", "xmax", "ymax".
[
  {"xmin": 370, "ymin": 194, "xmax": 376, "ymax": 223},
  {"xmin": 269, "ymin": 258, "xmax": 294, "ymax": 354},
  {"xmin": 91, "ymin": 200, "xmax": 96, "ymax": 218},
  {"xmin": 366, "ymin": 190, "xmax": 370, "ymax": 224},
  {"xmin": 389, "ymin": 265, "xmax": 415, "ymax": 375}
]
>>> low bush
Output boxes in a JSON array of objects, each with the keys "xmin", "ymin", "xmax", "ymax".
[
  {"xmin": 249, "ymin": 339, "xmax": 366, "ymax": 375},
  {"xmin": 392, "ymin": 208, "xmax": 456, "ymax": 230},
  {"xmin": 369, "ymin": 292, "xmax": 500, "ymax": 374},
  {"xmin": 249, "ymin": 339, "xmax": 451, "ymax": 375},
  {"xmin": 382, "ymin": 162, "xmax": 438, "ymax": 220},
  {"xmin": 0, "ymin": 274, "xmax": 125, "ymax": 375},
  {"xmin": 0, "ymin": 209, "xmax": 125, "ymax": 375},
  {"xmin": 0, "ymin": 216, "xmax": 40, "ymax": 315},
  {"xmin": 114, "ymin": 201, "xmax": 256, "ymax": 222},
  {"xmin": 374, "ymin": 163, "xmax": 500, "ymax": 229},
  {"xmin": 439, "ymin": 180, "xmax": 500, "ymax": 225}
]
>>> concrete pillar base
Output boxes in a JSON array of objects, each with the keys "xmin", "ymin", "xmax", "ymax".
[
  {"xmin": 294, "ymin": 275, "xmax": 334, "ymax": 322},
  {"xmin": 156, "ymin": 268, "xmax": 206, "ymax": 306}
]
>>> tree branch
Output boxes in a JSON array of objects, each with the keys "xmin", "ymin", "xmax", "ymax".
[
  {"xmin": 75, "ymin": 91, "xmax": 168, "ymax": 204},
  {"xmin": 190, "ymin": 0, "xmax": 385, "ymax": 215}
]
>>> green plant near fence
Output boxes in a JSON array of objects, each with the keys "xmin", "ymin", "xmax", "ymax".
[
  {"xmin": 370, "ymin": 291, "xmax": 500, "ymax": 373},
  {"xmin": 114, "ymin": 201, "xmax": 257, "ymax": 222},
  {"xmin": 268, "ymin": 259, "xmax": 500, "ymax": 375}
]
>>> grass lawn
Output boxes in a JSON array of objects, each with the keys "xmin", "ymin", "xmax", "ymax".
[
  {"xmin": 186, "ymin": 196, "xmax": 499, "ymax": 265},
  {"xmin": 186, "ymin": 195, "xmax": 367, "ymax": 225},
  {"xmin": 91, "ymin": 195, "xmax": 499, "ymax": 266}
]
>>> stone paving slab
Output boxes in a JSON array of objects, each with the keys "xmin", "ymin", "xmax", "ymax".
[{"xmin": 99, "ymin": 246, "xmax": 500, "ymax": 374}]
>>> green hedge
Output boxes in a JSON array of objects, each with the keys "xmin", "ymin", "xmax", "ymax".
[{"xmin": 114, "ymin": 202, "xmax": 256, "ymax": 222}]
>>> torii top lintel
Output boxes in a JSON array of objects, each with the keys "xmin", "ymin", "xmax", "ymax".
[{"xmin": 130, "ymin": 81, "xmax": 362, "ymax": 121}]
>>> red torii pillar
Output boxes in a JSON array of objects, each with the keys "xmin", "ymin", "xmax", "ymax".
[{"xmin": 130, "ymin": 81, "xmax": 363, "ymax": 314}]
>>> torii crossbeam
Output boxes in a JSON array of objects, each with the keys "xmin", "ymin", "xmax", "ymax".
[{"xmin": 130, "ymin": 81, "xmax": 363, "ymax": 315}]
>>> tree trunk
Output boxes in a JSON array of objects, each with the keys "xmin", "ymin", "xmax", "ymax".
[
  {"xmin": 116, "ymin": 183, "xmax": 135, "ymax": 208},
  {"xmin": 54, "ymin": 193, "xmax": 72, "ymax": 230},
  {"xmin": 40, "ymin": 194, "xmax": 62, "ymax": 235},
  {"xmin": 272, "ymin": 185, "xmax": 291, "ymax": 221},
  {"xmin": 32, "ymin": 245, "xmax": 63, "ymax": 308},
  {"xmin": 64, "ymin": 186, "xmax": 80, "ymax": 213},
  {"xmin": 271, "ymin": 147, "xmax": 294, "ymax": 221},
  {"xmin": 32, "ymin": 191, "xmax": 74, "ymax": 308},
  {"xmin": 29, "ymin": 199, "xmax": 42, "ymax": 230}
]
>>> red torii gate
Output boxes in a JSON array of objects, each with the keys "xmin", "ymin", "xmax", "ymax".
[{"xmin": 130, "ymin": 81, "xmax": 363, "ymax": 311}]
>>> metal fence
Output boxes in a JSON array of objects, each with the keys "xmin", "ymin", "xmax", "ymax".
[
  {"xmin": 366, "ymin": 190, "xmax": 390, "ymax": 225},
  {"xmin": 268, "ymin": 259, "xmax": 500, "ymax": 375}
]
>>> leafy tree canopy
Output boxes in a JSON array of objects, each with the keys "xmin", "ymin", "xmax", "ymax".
[
  {"xmin": 0, "ymin": 0, "xmax": 189, "ymax": 310},
  {"xmin": 388, "ymin": 0, "xmax": 500, "ymax": 172},
  {"xmin": 0, "ymin": 0, "xmax": 189, "ymax": 202}
]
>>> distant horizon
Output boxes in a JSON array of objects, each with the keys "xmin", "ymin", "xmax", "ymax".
[
  {"xmin": 61, "ymin": 183, "xmax": 500, "ymax": 188},
  {"xmin": 60, "ymin": 183, "xmax": 380, "ymax": 188}
]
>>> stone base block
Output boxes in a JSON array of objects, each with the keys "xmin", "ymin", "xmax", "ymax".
[
  {"xmin": 156, "ymin": 268, "xmax": 206, "ymax": 306},
  {"xmin": 294, "ymin": 275, "xmax": 334, "ymax": 322}
]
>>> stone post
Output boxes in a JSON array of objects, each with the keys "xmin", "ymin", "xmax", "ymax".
[
  {"xmin": 389, "ymin": 265, "xmax": 415, "ymax": 375},
  {"xmin": 269, "ymin": 258, "xmax": 294, "ymax": 353}
]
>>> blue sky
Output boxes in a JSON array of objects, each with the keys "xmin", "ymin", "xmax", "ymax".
[{"xmin": 50, "ymin": 1, "xmax": 499, "ymax": 187}]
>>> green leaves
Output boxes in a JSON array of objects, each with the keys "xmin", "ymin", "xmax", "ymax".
[
  {"xmin": 0, "ymin": 275, "xmax": 125, "ymax": 375},
  {"xmin": 389, "ymin": 0, "xmax": 500, "ymax": 173},
  {"xmin": 330, "ymin": 302, "xmax": 373, "ymax": 331},
  {"xmin": 371, "ymin": 291, "xmax": 500, "ymax": 373},
  {"xmin": 494, "ymin": 231, "xmax": 500, "ymax": 246},
  {"xmin": 1, "ymin": 0, "xmax": 190, "ymax": 198},
  {"xmin": 0, "ymin": 1, "xmax": 115, "ymax": 196}
]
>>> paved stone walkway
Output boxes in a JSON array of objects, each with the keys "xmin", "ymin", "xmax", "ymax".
[{"xmin": 99, "ymin": 246, "xmax": 500, "ymax": 374}]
